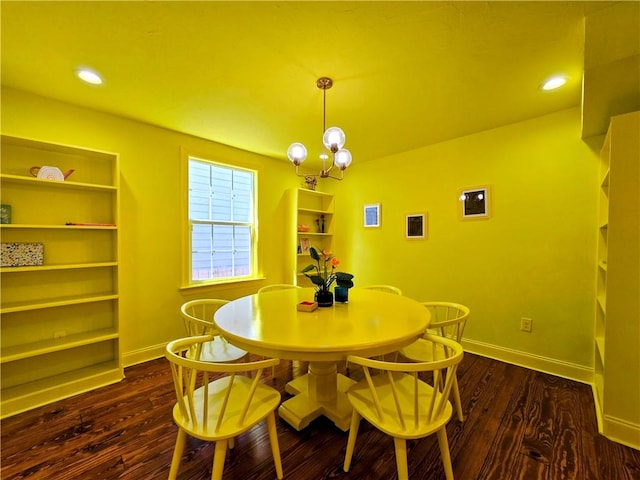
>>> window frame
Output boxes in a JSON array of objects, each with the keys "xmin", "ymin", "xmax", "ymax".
[{"xmin": 182, "ymin": 151, "xmax": 259, "ymax": 287}]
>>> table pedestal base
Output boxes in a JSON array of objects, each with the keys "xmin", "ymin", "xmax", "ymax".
[{"xmin": 278, "ymin": 361, "xmax": 356, "ymax": 431}]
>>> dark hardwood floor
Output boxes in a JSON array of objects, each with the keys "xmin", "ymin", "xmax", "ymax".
[{"xmin": 2, "ymin": 353, "xmax": 639, "ymax": 479}]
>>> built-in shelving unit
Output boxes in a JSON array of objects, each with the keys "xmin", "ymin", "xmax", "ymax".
[
  {"xmin": 592, "ymin": 112, "xmax": 639, "ymax": 449},
  {"xmin": 285, "ymin": 188, "xmax": 335, "ymax": 286},
  {"xmin": 0, "ymin": 135, "xmax": 122, "ymax": 418}
]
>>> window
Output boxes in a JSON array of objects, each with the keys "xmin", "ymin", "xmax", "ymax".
[{"xmin": 187, "ymin": 156, "xmax": 256, "ymax": 283}]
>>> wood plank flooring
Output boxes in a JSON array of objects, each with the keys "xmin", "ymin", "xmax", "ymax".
[{"xmin": 2, "ymin": 353, "xmax": 639, "ymax": 479}]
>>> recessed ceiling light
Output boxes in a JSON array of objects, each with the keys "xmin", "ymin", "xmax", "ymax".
[
  {"xmin": 541, "ymin": 75, "xmax": 567, "ymax": 91},
  {"xmin": 76, "ymin": 68, "xmax": 103, "ymax": 85}
]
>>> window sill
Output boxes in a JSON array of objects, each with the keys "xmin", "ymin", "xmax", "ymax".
[{"xmin": 179, "ymin": 276, "xmax": 266, "ymax": 291}]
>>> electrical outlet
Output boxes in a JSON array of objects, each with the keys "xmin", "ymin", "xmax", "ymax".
[
  {"xmin": 53, "ymin": 330, "xmax": 67, "ymax": 339},
  {"xmin": 520, "ymin": 318, "xmax": 532, "ymax": 333}
]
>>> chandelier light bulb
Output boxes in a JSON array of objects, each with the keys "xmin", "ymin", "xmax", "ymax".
[
  {"xmin": 334, "ymin": 149, "xmax": 352, "ymax": 170},
  {"xmin": 287, "ymin": 143, "xmax": 307, "ymax": 165},
  {"xmin": 323, "ymin": 127, "xmax": 346, "ymax": 153}
]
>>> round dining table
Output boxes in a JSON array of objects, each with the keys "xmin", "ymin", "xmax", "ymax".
[{"xmin": 214, "ymin": 287, "xmax": 430, "ymax": 431}]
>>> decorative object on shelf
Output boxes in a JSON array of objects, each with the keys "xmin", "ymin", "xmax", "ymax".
[
  {"xmin": 1, "ymin": 242, "xmax": 44, "ymax": 267},
  {"xmin": 299, "ymin": 237, "xmax": 310, "ymax": 254},
  {"xmin": 297, "ymin": 224, "xmax": 311, "ymax": 232},
  {"xmin": 459, "ymin": 185, "xmax": 491, "ymax": 219},
  {"xmin": 301, "ymin": 247, "xmax": 354, "ymax": 308},
  {"xmin": 65, "ymin": 222, "xmax": 117, "ymax": 227},
  {"xmin": 364, "ymin": 203, "xmax": 380, "ymax": 227},
  {"xmin": 304, "ymin": 176, "xmax": 317, "ymax": 190},
  {"xmin": 315, "ymin": 214, "xmax": 325, "ymax": 233},
  {"xmin": 0, "ymin": 204, "xmax": 11, "ymax": 224},
  {"xmin": 29, "ymin": 166, "xmax": 75, "ymax": 181},
  {"xmin": 287, "ymin": 77, "xmax": 353, "ymax": 181},
  {"xmin": 406, "ymin": 213, "xmax": 426, "ymax": 239}
]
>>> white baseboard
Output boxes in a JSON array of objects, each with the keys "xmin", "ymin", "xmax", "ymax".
[
  {"xmin": 462, "ymin": 338, "xmax": 593, "ymax": 384},
  {"xmin": 122, "ymin": 343, "xmax": 166, "ymax": 368},
  {"xmin": 602, "ymin": 414, "xmax": 640, "ymax": 451}
]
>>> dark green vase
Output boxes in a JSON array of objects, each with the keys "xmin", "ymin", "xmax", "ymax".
[{"xmin": 314, "ymin": 290, "xmax": 334, "ymax": 307}]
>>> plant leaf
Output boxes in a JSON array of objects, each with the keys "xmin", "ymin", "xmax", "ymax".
[{"xmin": 307, "ymin": 275, "xmax": 325, "ymax": 286}]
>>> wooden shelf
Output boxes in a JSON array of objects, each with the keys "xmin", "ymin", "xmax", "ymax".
[
  {"xmin": 592, "ymin": 112, "xmax": 640, "ymax": 449},
  {"xmin": 0, "ymin": 224, "xmax": 117, "ymax": 230},
  {"xmin": 1, "ymin": 293, "xmax": 118, "ymax": 314},
  {"xmin": 1, "ymin": 262, "xmax": 117, "ymax": 273},
  {"xmin": 0, "ymin": 173, "xmax": 116, "ymax": 191},
  {"xmin": 1, "ymin": 328, "xmax": 119, "ymax": 363},
  {"xmin": 595, "ymin": 337, "xmax": 605, "ymax": 366},
  {"xmin": 0, "ymin": 135, "xmax": 122, "ymax": 418},
  {"xmin": 286, "ymin": 188, "xmax": 335, "ymax": 285},
  {"xmin": 299, "ymin": 207, "xmax": 333, "ymax": 215},
  {"xmin": 596, "ymin": 295, "xmax": 606, "ymax": 313}
]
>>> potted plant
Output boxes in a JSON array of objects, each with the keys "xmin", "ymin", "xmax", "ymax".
[{"xmin": 301, "ymin": 247, "xmax": 354, "ymax": 307}]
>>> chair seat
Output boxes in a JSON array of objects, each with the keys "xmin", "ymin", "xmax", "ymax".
[
  {"xmin": 196, "ymin": 337, "xmax": 248, "ymax": 363},
  {"xmin": 398, "ymin": 337, "xmax": 440, "ymax": 362},
  {"xmin": 173, "ymin": 375, "xmax": 281, "ymax": 441},
  {"xmin": 347, "ymin": 372, "xmax": 453, "ymax": 440}
]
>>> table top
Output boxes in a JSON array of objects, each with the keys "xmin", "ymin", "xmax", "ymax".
[{"xmin": 214, "ymin": 288, "xmax": 430, "ymax": 362}]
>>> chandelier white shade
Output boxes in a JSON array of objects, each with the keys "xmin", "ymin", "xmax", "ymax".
[{"xmin": 287, "ymin": 77, "xmax": 352, "ymax": 180}]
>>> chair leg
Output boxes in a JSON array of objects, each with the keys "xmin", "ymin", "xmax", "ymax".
[
  {"xmin": 266, "ymin": 412, "xmax": 283, "ymax": 479},
  {"xmin": 168, "ymin": 429, "xmax": 187, "ymax": 480},
  {"xmin": 211, "ymin": 439, "xmax": 228, "ymax": 480},
  {"xmin": 393, "ymin": 437, "xmax": 409, "ymax": 480},
  {"xmin": 343, "ymin": 411, "xmax": 361, "ymax": 472},
  {"xmin": 452, "ymin": 374, "xmax": 464, "ymax": 422},
  {"xmin": 229, "ymin": 437, "xmax": 235, "ymax": 449},
  {"xmin": 436, "ymin": 427, "xmax": 454, "ymax": 480}
]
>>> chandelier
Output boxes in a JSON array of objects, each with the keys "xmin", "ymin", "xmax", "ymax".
[{"xmin": 287, "ymin": 77, "xmax": 352, "ymax": 181}]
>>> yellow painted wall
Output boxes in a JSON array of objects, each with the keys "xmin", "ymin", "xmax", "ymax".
[
  {"xmin": 1, "ymin": 87, "xmax": 301, "ymax": 365},
  {"xmin": 329, "ymin": 107, "xmax": 599, "ymax": 369}
]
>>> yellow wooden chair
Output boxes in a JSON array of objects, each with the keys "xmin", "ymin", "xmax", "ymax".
[
  {"xmin": 343, "ymin": 334, "xmax": 464, "ymax": 480},
  {"xmin": 361, "ymin": 284, "xmax": 402, "ymax": 295},
  {"xmin": 258, "ymin": 284, "xmax": 301, "ymax": 379},
  {"xmin": 347, "ymin": 284, "xmax": 402, "ymax": 373},
  {"xmin": 180, "ymin": 299, "xmax": 249, "ymax": 364},
  {"xmin": 398, "ymin": 301, "xmax": 470, "ymax": 421},
  {"xmin": 258, "ymin": 284, "xmax": 301, "ymax": 293},
  {"xmin": 166, "ymin": 335, "xmax": 283, "ymax": 480}
]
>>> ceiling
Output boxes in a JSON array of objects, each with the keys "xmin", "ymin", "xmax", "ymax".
[{"xmin": 1, "ymin": 1, "xmax": 636, "ymax": 169}]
